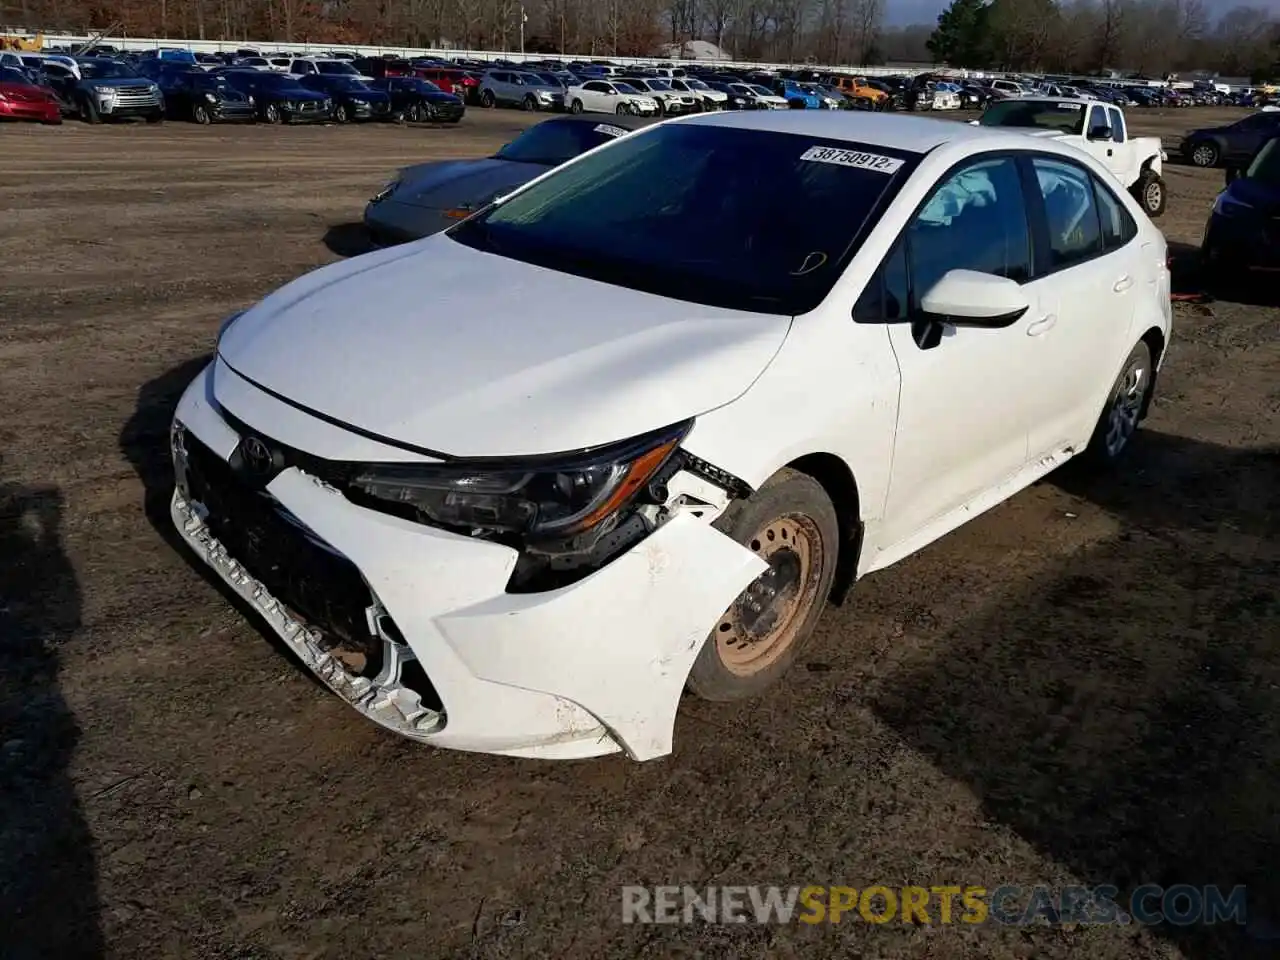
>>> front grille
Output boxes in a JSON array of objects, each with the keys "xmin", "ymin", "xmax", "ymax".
[
  {"xmin": 372, "ymin": 101, "xmax": 390, "ymax": 114},
  {"xmin": 112, "ymin": 91, "xmax": 160, "ymax": 109},
  {"xmin": 183, "ymin": 434, "xmax": 374, "ymax": 646},
  {"xmin": 296, "ymin": 101, "xmax": 321, "ymax": 112}
]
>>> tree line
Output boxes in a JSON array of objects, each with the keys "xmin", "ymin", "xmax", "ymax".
[{"xmin": 1, "ymin": 0, "xmax": 1274, "ymax": 78}]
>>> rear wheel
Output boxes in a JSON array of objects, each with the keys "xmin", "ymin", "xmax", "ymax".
[
  {"xmin": 570, "ymin": 98, "xmax": 584, "ymax": 114},
  {"xmin": 1133, "ymin": 169, "xmax": 1166, "ymax": 217},
  {"xmin": 1189, "ymin": 140, "xmax": 1219, "ymax": 168},
  {"xmin": 479, "ymin": 89, "xmax": 495, "ymax": 108},
  {"xmin": 1083, "ymin": 341, "xmax": 1153, "ymax": 467},
  {"xmin": 687, "ymin": 469, "xmax": 839, "ymax": 702}
]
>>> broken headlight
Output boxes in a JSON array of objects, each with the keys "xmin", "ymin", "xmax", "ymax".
[{"xmin": 349, "ymin": 420, "xmax": 690, "ymax": 542}]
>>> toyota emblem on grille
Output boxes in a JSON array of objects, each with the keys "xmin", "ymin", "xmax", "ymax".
[{"xmin": 240, "ymin": 436, "xmax": 275, "ymax": 476}]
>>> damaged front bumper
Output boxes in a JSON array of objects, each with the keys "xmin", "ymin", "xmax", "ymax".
[{"xmin": 170, "ymin": 363, "xmax": 764, "ymax": 761}]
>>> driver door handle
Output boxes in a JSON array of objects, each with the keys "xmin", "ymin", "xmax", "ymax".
[
  {"xmin": 1114, "ymin": 275, "xmax": 1135, "ymax": 293},
  {"xmin": 1027, "ymin": 314, "xmax": 1057, "ymax": 336}
]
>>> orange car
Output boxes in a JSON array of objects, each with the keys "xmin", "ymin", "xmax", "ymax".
[{"xmin": 831, "ymin": 76, "xmax": 888, "ymax": 105}]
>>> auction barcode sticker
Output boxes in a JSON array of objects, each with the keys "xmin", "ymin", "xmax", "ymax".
[
  {"xmin": 799, "ymin": 146, "xmax": 904, "ymax": 174},
  {"xmin": 594, "ymin": 123, "xmax": 631, "ymax": 138}
]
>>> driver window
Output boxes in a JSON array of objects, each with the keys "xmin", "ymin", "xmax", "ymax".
[{"xmin": 906, "ymin": 156, "xmax": 1033, "ymax": 309}]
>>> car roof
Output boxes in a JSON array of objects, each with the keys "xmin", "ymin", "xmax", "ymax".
[
  {"xmin": 671, "ymin": 110, "xmax": 1020, "ymax": 153},
  {"xmin": 1014, "ymin": 95, "xmax": 1097, "ymax": 106}
]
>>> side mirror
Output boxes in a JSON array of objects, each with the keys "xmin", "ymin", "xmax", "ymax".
[
  {"xmin": 1088, "ymin": 125, "xmax": 1113, "ymax": 141},
  {"xmin": 1225, "ymin": 166, "xmax": 1241, "ymax": 184},
  {"xmin": 919, "ymin": 270, "xmax": 1030, "ymax": 328}
]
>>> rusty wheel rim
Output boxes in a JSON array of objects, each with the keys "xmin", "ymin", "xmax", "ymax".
[{"xmin": 715, "ymin": 513, "xmax": 824, "ymax": 677}]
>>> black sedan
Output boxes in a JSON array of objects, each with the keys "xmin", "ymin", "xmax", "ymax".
[
  {"xmin": 220, "ymin": 70, "xmax": 332, "ymax": 123},
  {"xmin": 368, "ymin": 77, "xmax": 465, "ymax": 123},
  {"xmin": 299, "ymin": 74, "xmax": 397, "ymax": 122},
  {"xmin": 161, "ymin": 71, "xmax": 255, "ymax": 123},
  {"xmin": 1182, "ymin": 111, "xmax": 1280, "ymax": 168}
]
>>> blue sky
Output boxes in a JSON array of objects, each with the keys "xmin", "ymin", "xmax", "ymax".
[{"xmin": 885, "ymin": 0, "xmax": 1280, "ymax": 26}]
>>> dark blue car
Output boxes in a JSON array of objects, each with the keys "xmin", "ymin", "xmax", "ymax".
[
  {"xmin": 299, "ymin": 74, "xmax": 396, "ymax": 122},
  {"xmin": 1203, "ymin": 134, "xmax": 1280, "ymax": 275},
  {"xmin": 368, "ymin": 76, "xmax": 465, "ymax": 123}
]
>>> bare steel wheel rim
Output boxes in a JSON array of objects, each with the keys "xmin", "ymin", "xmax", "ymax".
[
  {"xmin": 1105, "ymin": 359, "xmax": 1148, "ymax": 457},
  {"xmin": 1193, "ymin": 144, "xmax": 1215, "ymax": 167},
  {"xmin": 1145, "ymin": 180, "xmax": 1162, "ymax": 209},
  {"xmin": 715, "ymin": 513, "xmax": 824, "ymax": 677}
]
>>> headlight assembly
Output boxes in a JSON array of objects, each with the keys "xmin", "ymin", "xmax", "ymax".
[
  {"xmin": 204, "ymin": 92, "xmax": 218, "ymax": 102},
  {"xmin": 349, "ymin": 420, "xmax": 692, "ymax": 543}
]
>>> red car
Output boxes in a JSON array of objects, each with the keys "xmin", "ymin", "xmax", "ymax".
[
  {"xmin": 414, "ymin": 67, "xmax": 480, "ymax": 102},
  {"xmin": 0, "ymin": 67, "xmax": 62, "ymax": 124}
]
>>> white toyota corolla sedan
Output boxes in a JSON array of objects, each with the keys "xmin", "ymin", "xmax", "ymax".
[{"xmin": 171, "ymin": 111, "xmax": 1172, "ymax": 761}]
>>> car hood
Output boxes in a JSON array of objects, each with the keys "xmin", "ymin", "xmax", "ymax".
[
  {"xmin": 393, "ymin": 157, "xmax": 546, "ymax": 210},
  {"xmin": 1226, "ymin": 177, "xmax": 1280, "ymax": 215},
  {"xmin": 215, "ymin": 238, "xmax": 790, "ymax": 458}
]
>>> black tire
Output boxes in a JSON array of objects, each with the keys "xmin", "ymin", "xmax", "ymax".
[
  {"xmin": 1188, "ymin": 140, "xmax": 1219, "ymax": 168},
  {"xmin": 406, "ymin": 103, "xmax": 423, "ymax": 123},
  {"xmin": 1082, "ymin": 341, "xmax": 1154, "ymax": 468},
  {"xmin": 479, "ymin": 89, "xmax": 495, "ymax": 108},
  {"xmin": 264, "ymin": 102, "xmax": 283, "ymax": 124},
  {"xmin": 654, "ymin": 99, "xmax": 665, "ymax": 116},
  {"xmin": 192, "ymin": 104, "xmax": 211, "ymax": 125},
  {"xmin": 1133, "ymin": 168, "xmax": 1166, "ymax": 217},
  {"xmin": 522, "ymin": 94, "xmax": 538, "ymax": 112},
  {"xmin": 80, "ymin": 95, "xmax": 100, "ymax": 124},
  {"xmin": 687, "ymin": 469, "xmax": 839, "ymax": 702},
  {"xmin": 569, "ymin": 98, "xmax": 584, "ymax": 114},
  {"xmin": 333, "ymin": 103, "xmax": 349, "ymax": 123},
  {"xmin": 615, "ymin": 102, "xmax": 630, "ymax": 115},
  {"xmin": 146, "ymin": 111, "xmax": 164, "ymax": 124}
]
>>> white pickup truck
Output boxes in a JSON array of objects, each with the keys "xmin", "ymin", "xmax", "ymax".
[{"xmin": 975, "ymin": 97, "xmax": 1168, "ymax": 217}]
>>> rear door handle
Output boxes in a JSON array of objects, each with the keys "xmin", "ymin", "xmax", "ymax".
[
  {"xmin": 1027, "ymin": 314, "xmax": 1057, "ymax": 336},
  {"xmin": 1114, "ymin": 275, "xmax": 1135, "ymax": 293}
]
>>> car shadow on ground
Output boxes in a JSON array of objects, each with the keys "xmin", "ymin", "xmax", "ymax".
[
  {"xmin": 1168, "ymin": 240, "xmax": 1279, "ymax": 309},
  {"xmin": 116, "ymin": 357, "xmax": 327, "ymax": 694},
  {"xmin": 322, "ymin": 222, "xmax": 375, "ymax": 259},
  {"xmin": 0, "ymin": 457, "xmax": 103, "ymax": 959},
  {"xmin": 871, "ymin": 431, "xmax": 1280, "ymax": 959}
]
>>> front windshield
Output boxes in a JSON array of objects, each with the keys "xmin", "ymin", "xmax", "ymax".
[
  {"xmin": 1246, "ymin": 138, "xmax": 1280, "ymax": 185},
  {"xmin": 980, "ymin": 99, "xmax": 1086, "ymax": 135},
  {"xmin": 494, "ymin": 118, "xmax": 627, "ymax": 165},
  {"xmin": 538, "ymin": 73, "xmax": 563, "ymax": 86},
  {"xmin": 749, "ymin": 84, "xmax": 774, "ymax": 97},
  {"xmin": 614, "ymin": 81, "xmax": 640, "ymax": 94},
  {"xmin": 0, "ymin": 67, "xmax": 29, "ymax": 84},
  {"xmin": 518, "ymin": 73, "xmax": 548, "ymax": 86},
  {"xmin": 260, "ymin": 74, "xmax": 305, "ymax": 90},
  {"xmin": 647, "ymin": 78, "xmax": 673, "ymax": 91},
  {"xmin": 686, "ymin": 78, "xmax": 709, "ymax": 90},
  {"xmin": 79, "ymin": 60, "xmax": 139, "ymax": 80},
  {"xmin": 729, "ymin": 84, "xmax": 752, "ymax": 96},
  {"xmin": 318, "ymin": 61, "xmax": 359, "ymax": 75},
  {"xmin": 454, "ymin": 124, "xmax": 917, "ymax": 315},
  {"xmin": 410, "ymin": 78, "xmax": 441, "ymax": 93}
]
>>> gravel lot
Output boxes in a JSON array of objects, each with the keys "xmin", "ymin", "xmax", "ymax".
[{"xmin": 1, "ymin": 107, "xmax": 1277, "ymax": 960}]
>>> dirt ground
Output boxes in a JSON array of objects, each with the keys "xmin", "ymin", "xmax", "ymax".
[{"xmin": 1, "ymin": 106, "xmax": 1277, "ymax": 960}]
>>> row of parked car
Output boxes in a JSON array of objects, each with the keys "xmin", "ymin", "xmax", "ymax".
[{"xmin": 0, "ymin": 49, "xmax": 468, "ymax": 125}]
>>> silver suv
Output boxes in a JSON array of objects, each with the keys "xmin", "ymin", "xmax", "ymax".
[{"xmin": 478, "ymin": 70, "xmax": 565, "ymax": 111}]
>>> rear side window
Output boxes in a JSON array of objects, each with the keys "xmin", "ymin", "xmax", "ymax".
[
  {"xmin": 1031, "ymin": 157, "xmax": 1104, "ymax": 269},
  {"xmin": 1108, "ymin": 107, "xmax": 1126, "ymax": 142},
  {"xmin": 1093, "ymin": 177, "xmax": 1138, "ymax": 250}
]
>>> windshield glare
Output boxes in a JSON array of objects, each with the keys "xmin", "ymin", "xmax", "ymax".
[
  {"xmin": 80, "ymin": 61, "xmax": 138, "ymax": 79},
  {"xmin": 455, "ymin": 125, "xmax": 915, "ymax": 315},
  {"xmin": 979, "ymin": 99, "xmax": 1086, "ymax": 135},
  {"xmin": 750, "ymin": 85, "xmax": 774, "ymax": 96},
  {"xmin": 1246, "ymin": 138, "xmax": 1280, "ymax": 185}
]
